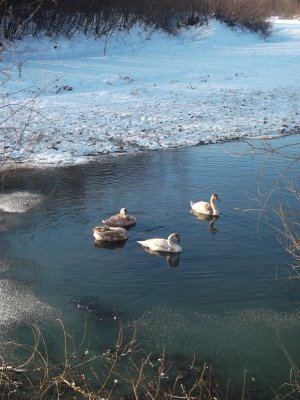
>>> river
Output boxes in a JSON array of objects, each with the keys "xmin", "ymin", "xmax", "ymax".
[{"xmin": 1, "ymin": 136, "xmax": 300, "ymax": 397}]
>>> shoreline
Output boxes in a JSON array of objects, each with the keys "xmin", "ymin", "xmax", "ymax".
[{"xmin": 1, "ymin": 131, "xmax": 299, "ymax": 172}]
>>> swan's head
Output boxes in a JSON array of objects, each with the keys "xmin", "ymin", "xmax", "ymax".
[
  {"xmin": 120, "ymin": 208, "xmax": 128, "ymax": 215},
  {"xmin": 169, "ymin": 233, "xmax": 180, "ymax": 243},
  {"xmin": 211, "ymin": 193, "xmax": 221, "ymax": 202}
]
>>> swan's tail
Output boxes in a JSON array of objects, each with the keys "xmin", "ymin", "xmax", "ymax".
[
  {"xmin": 137, "ymin": 240, "xmax": 148, "ymax": 247},
  {"xmin": 190, "ymin": 201, "xmax": 194, "ymax": 208}
]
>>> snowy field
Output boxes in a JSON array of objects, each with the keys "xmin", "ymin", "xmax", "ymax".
[{"xmin": 1, "ymin": 18, "xmax": 300, "ymax": 166}]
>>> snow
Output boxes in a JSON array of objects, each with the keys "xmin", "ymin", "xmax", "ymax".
[{"xmin": 0, "ymin": 18, "xmax": 300, "ymax": 167}]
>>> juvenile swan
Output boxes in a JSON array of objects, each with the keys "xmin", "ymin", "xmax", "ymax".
[
  {"xmin": 137, "ymin": 233, "xmax": 182, "ymax": 253},
  {"xmin": 102, "ymin": 208, "xmax": 136, "ymax": 228},
  {"xmin": 93, "ymin": 225, "xmax": 128, "ymax": 242},
  {"xmin": 190, "ymin": 193, "xmax": 221, "ymax": 216}
]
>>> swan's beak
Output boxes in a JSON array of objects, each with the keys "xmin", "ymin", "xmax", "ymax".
[{"xmin": 217, "ymin": 195, "xmax": 221, "ymax": 202}]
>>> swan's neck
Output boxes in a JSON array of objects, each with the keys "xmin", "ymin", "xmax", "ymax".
[
  {"xmin": 167, "ymin": 237, "xmax": 175, "ymax": 249},
  {"xmin": 167, "ymin": 237, "xmax": 180, "ymax": 251},
  {"xmin": 210, "ymin": 197, "xmax": 219, "ymax": 215}
]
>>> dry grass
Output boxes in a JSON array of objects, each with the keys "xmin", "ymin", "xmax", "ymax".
[
  {"xmin": 242, "ymin": 139, "xmax": 300, "ymax": 280},
  {"xmin": 277, "ymin": 198, "xmax": 300, "ymax": 280},
  {"xmin": 0, "ymin": 320, "xmax": 227, "ymax": 400},
  {"xmin": 1, "ymin": 319, "xmax": 300, "ymax": 399},
  {"xmin": 274, "ymin": 332, "xmax": 300, "ymax": 399}
]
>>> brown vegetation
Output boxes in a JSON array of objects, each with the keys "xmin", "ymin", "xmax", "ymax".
[
  {"xmin": 1, "ymin": 0, "xmax": 299, "ymax": 41},
  {"xmin": 244, "ymin": 140, "xmax": 300, "ymax": 281},
  {"xmin": 0, "ymin": 321, "xmax": 226, "ymax": 400},
  {"xmin": 1, "ymin": 320, "xmax": 300, "ymax": 399},
  {"xmin": 277, "ymin": 169, "xmax": 300, "ymax": 280}
]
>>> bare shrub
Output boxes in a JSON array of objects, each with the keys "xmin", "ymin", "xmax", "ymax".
[
  {"xmin": 0, "ymin": 0, "xmax": 277, "ymax": 39},
  {"xmin": 270, "ymin": 143, "xmax": 300, "ymax": 280},
  {"xmin": 0, "ymin": 0, "xmax": 53, "ymax": 176},
  {"xmin": 211, "ymin": 0, "xmax": 272, "ymax": 37},
  {"xmin": 242, "ymin": 139, "xmax": 300, "ymax": 280},
  {"xmin": 276, "ymin": 166, "xmax": 300, "ymax": 280},
  {"xmin": 265, "ymin": 0, "xmax": 300, "ymax": 17},
  {"xmin": 277, "ymin": 203, "xmax": 300, "ymax": 279},
  {"xmin": 2, "ymin": 0, "xmax": 299, "ymax": 40}
]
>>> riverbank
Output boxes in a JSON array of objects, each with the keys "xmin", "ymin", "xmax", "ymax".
[{"xmin": 1, "ymin": 18, "xmax": 299, "ymax": 168}]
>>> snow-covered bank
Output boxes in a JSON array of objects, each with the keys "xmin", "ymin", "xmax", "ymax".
[{"xmin": 1, "ymin": 18, "xmax": 300, "ymax": 167}]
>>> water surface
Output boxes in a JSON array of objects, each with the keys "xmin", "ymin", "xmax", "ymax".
[{"xmin": 1, "ymin": 136, "xmax": 300, "ymax": 395}]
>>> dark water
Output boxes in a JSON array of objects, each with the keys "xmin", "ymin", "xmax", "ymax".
[{"xmin": 1, "ymin": 136, "xmax": 300, "ymax": 396}]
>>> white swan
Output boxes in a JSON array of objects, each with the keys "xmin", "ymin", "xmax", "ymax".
[
  {"xmin": 93, "ymin": 225, "xmax": 128, "ymax": 242},
  {"xmin": 137, "ymin": 233, "xmax": 182, "ymax": 253},
  {"xmin": 102, "ymin": 208, "xmax": 136, "ymax": 228},
  {"xmin": 190, "ymin": 193, "xmax": 220, "ymax": 216}
]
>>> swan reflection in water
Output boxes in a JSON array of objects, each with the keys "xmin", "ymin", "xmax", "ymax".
[
  {"xmin": 142, "ymin": 248, "xmax": 180, "ymax": 267},
  {"xmin": 191, "ymin": 212, "xmax": 219, "ymax": 234},
  {"xmin": 94, "ymin": 240, "xmax": 126, "ymax": 250}
]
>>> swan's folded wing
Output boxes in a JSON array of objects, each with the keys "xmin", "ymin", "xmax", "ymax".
[
  {"xmin": 104, "ymin": 214, "xmax": 136, "ymax": 227},
  {"xmin": 200, "ymin": 201, "xmax": 211, "ymax": 211},
  {"xmin": 103, "ymin": 215, "xmax": 123, "ymax": 227},
  {"xmin": 137, "ymin": 238, "xmax": 169, "ymax": 252}
]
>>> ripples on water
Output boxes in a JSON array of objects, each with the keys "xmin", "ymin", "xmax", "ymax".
[{"xmin": 0, "ymin": 137, "xmax": 299, "ymax": 394}]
